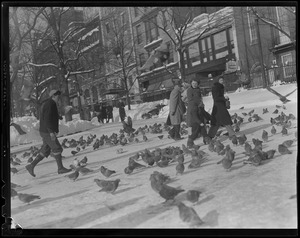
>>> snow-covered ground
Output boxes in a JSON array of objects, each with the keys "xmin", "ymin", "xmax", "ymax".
[{"xmin": 9, "ymin": 83, "xmax": 297, "ymax": 229}]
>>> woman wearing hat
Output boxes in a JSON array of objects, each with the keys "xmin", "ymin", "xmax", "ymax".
[
  {"xmin": 25, "ymin": 89, "xmax": 71, "ymax": 177},
  {"xmin": 208, "ymin": 76, "xmax": 235, "ymax": 139}
]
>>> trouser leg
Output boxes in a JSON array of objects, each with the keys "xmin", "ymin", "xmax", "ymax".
[
  {"xmin": 25, "ymin": 153, "xmax": 44, "ymax": 177},
  {"xmin": 208, "ymin": 125, "xmax": 219, "ymax": 138}
]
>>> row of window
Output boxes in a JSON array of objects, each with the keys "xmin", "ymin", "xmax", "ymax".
[{"xmin": 183, "ymin": 27, "xmax": 234, "ymax": 69}]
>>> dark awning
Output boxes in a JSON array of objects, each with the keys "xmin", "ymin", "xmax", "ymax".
[{"xmin": 103, "ymin": 88, "xmax": 125, "ymax": 95}]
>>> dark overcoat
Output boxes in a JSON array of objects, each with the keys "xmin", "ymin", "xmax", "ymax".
[
  {"xmin": 118, "ymin": 102, "xmax": 126, "ymax": 121},
  {"xmin": 169, "ymin": 85, "xmax": 185, "ymax": 125},
  {"xmin": 39, "ymin": 98, "xmax": 60, "ymax": 133},
  {"xmin": 186, "ymin": 86, "xmax": 203, "ymax": 127},
  {"xmin": 210, "ymin": 82, "xmax": 233, "ymax": 126}
]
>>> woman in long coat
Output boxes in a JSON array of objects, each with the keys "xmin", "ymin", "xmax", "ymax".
[
  {"xmin": 186, "ymin": 78, "xmax": 210, "ymax": 148},
  {"xmin": 169, "ymin": 79, "xmax": 186, "ymax": 140},
  {"xmin": 208, "ymin": 76, "xmax": 235, "ymax": 139},
  {"xmin": 117, "ymin": 99, "xmax": 126, "ymax": 122}
]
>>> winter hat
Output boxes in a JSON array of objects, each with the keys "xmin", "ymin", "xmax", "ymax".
[{"xmin": 49, "ymin": 89, "xmax": 61, "ymax": 97}]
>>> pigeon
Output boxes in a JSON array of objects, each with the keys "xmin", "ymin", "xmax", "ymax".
[
  {"xmin": 281, "ymin": 127, "xmax": 288, "ymax": 136},
  {"xmin": 248, "ymin": 117, "xmax": 252, "ymax": 122},
  {"xmin": 11, "ymin": 188, "xmax": 18, "ymax": 199},
  {"xmin": 71, "ymin": 150, "xmax": 79, "ymax": 156},
  {"xmin": 128, "ymin": 158, "xmax": 146, "ymax": 169},
  {"xmin": 158, "ymin": 135, "xmax": 164, "ymax": 140},
  {"xmin": 17, "ymin": 193, "xmax": 41, "ymax": 205},
  {"xmin": 79, "ymin": 156, "xmax": 88, "ymax": 165},
  {"xmin": 124, "ymin": 166, "xmax": 134, "ymax": 175},
  {"xmin": 288, "ymin": 113, "xmax": 296, "ymax": 120},
  {"xmin": 156, "ymin": 157, "xmax": 170, "ymax": 168},
  {"xmin": 11, "ymin": 160, "xmax": 20, "ymax": 166},
  {"xmin": 262, "ymin": 130, "xmax": 269, "ymax": 142},
  {"xmin": 94, "ymin": 178, "xmax": 120, "ymax": 194},
  {"xmin": 231, "ymin": 135, "xmax": 238, "ymax": 146},
  {"xmin": 262, "ymin": 108, "xmax": 269, "ymax": 114},
  {"xmin": 265, "ymin": 149, "xmax": 276, "ymax": 160},
  {"xmin": 278, "ymin": 144, "xmax": 292, "ymax": 155},
  {"xmin": 158, "ymin": 183, "xmax": 185, "ymax": 202},
  {"xmin": 65, "ymin": 170, "xmax": 79, "ymax": 182},
  {"xmin": 143, "ymin": 135, "xmax": 148, "ymax": 142},
  {"xmin": 208, "ymin": 141, "xmax": 215, "ymax": 152},
  {"xmin": 175, "ymin": 154, "xmax": 185, "ymax": 164},
  {"xmin": 152, "ymin": 171, "xmax": 170, "ymax": 185},
  {"xmin": 11, "ymin": 182, "xmax": 21, "ymax": 189},
  {"xmin": 275, "ymin": 105, "xmax": 281, "ymax": 108},
  {"xmin": 273, "ymin": 109, "xmax": 279, "ymax": 114},
  {"xmin": 244, "ymin": 142, "xmax": 252, "ymax": 156},
  {"xmin": 14, "ymin": 157, "xmax": 22, "ymax": 164},
  {"xmin": 176, "ymin": 202, "xmax": 204, "ymax": 227},
  {"xmin": 182, "ymin": 144, "xmax": 192, "ymax": 154},
  {"xmin": 77, "ymin": 166, "xmax": 93, "ymax": 176},
  {"xmin": 186, "ymin": 190, "xmax": 201, "ymax": 203},
  {"xmin": 11, "ymin": 168, "xmax": 18, "ymax": 175},
  {"xmin": 27, "ymin": 156, "xmax": 33, "ymax": 163},
  {"xmin": 176, "ymin": 162, "xmax": 185, "ymax": 175},
  {"xmin": 252, "ymin": 138, "xmax": 263, "ymax": 150},
  {"xmin": 237, "ymin": 134, "xmax": 247, "ymax": 146},
  {"xmin": 271, "ymin": 126, "xmax": 277, "ymax": 135},
  {"xmin": 282, "ymin": 139, "xmax": 294, "ymax": 148},
  {"xmin": 100, "ymin": 166, "xmax": 116, "ymax": 178},
  {"xmin": 221, "ymin": 156, "xmax": 233, "ymax": 171},
  {"xmin": 149, "ymin": 174, "xmax": 164, "ymax": 193}
]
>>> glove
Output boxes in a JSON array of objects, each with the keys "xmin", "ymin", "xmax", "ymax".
[
  {"xmin": 50, "ymin": 132, "xmax": 56, "ymax": 141},
  {"xmin": 59, "ymin": 115, "xmax": 63, "ymax": 120}
]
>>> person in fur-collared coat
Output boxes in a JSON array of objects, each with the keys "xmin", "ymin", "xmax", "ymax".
[
  {"xmin": 169, "ymin": 79, "xmax": 186, "ymax": 140},
  {"xmin": 186, "ymin": 78, "xmax": 211, "ymax": 148},
  {"xmin": 208, "ymin": 76, "xmax": 235, "ymax": 139}
]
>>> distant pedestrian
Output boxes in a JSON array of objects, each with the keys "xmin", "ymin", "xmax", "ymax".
[
  {"xmin": 208, "ymin": 76, "xmax": 235, "ymax": 139},
  {"xmin": 117, "ymin": 99, "xmax": 126, "ymax": 122},
  {"xmin": 106, "ymin": 103, "xmax": 114, "ymax": 123},
  {"xmin": 99, "ymin": 103, "xmax": 107, "ymax": 123},
  {"xmin": 169, "ymin": 78, "xmax": 186, "ymax": 140},
  {"xmin": 25, "ymin": 90, "xmax": 71, "ymax": 177}
]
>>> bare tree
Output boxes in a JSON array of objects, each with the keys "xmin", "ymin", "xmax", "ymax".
[
  {"xmin": 140, "ymin": 7, "xmax": 227, "ymax": 82},
  {"xmin": 27, "ymin": 7, "xmax": 99, "ymax": 121},
  {"xmin": 100, "ymin": 9, "xmax": 137, "ymax": 110}
]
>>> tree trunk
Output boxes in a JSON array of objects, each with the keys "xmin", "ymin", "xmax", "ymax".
[{"xmin": 178, "ymin": 49, "xmax": 186, "ymax": 82}]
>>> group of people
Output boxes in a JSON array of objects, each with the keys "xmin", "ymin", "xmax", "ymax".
[
  {"xmin": 168, "ymin": 75, "xmax": 235, "ymax": 148},
  {"xmin": 96, "ymin": 99, "xmax": 126, "ymax": 124},
  {"xmin": 25, "ymin": 77, "xmax": 232, "ymax": 178}
]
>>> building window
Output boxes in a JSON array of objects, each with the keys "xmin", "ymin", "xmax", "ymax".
[
  {"xmin": 276, "ymin": 7, "xmax": 291, "ymax": 45},
  {"xmin": 146, "ymin": 16, "xmax": 159, "ymax": 43},
  {"xmin": 139, "ymin": 53, "xmax": 145, "ymax": 67},
  {"xmin": 281, "ymin": 53, "xmax": 294, "ymax": 78},
  {"xmin": 247, "ymin": 7, "xmax": 257, "ymax": 44},
  {"xmin": 121, "ymin": 12, "xmax": 125, "ymax": 26},
  {"xmin": 188, "ymin": 42, "xmax": 200, "ymax": 66},
  {"xmin": 136, "ymin": 25, "xmax": 142, "ymax": 44},
  {"xmin": 134, "ymin": 7, "xmax": 139, "ymax": 17},
  {"xmin": 228, "ymin": 27, "xmax": 235, "ymax": 55},
  {"xmin": 106, "ymin": 22, "xmax": 110, "ymax": 33},
  {"xmin": 200, "ymin": 38, "xmax": 208, "ymax": 63},
  {"xmin": 213, "ymin": 30, "xmax": 228, "ymax": 59}
]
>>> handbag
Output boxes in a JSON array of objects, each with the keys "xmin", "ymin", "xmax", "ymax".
[{"xmin": 225, "ymin": 99, "xmax": 230, "ymax": 109}]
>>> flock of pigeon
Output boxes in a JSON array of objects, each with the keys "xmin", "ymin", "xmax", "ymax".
[{"xmin": 10, "ymin": 104, "xmax": 297, "ymax": 227}]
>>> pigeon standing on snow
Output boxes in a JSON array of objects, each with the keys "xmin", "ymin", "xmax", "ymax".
[
  {"xmin": 282, "ymin": 139, "xmax": 294, "ymax": 148},
  {"xmin": 262, "ymin": 130, "xmax": 269, "ymax": 142},
  {"xmin": 265, "ymin": 149, "xmax": 276, "ymax": 160},
  {"xmin": 65, "ymin": 170, "xmax": 79, "ymax": 182},
  {"xmin": 176, "ymin": 162, "xmax": 185, "ymax": 175},
  {"xmin": 94, "ymin": 179, "xmax": 120, "ymax": 194},
  {"xmin": 278, "ymin": 144, "xmax": 292, "ymax": 155},
  {"xmin": 271, "ymin": 126, "xmax": 277, "ymax": 135},
  {"xmin": 176, "ymin": 202, "xmax": 204, "ymax": 227},
  {"xmin": 17, "ymin": 193, "xmax": 41, "ymax": 205},
  {"xmin": 100, "ymin": 166, "xmax": 116, "ymax": 178},
  {"xmin": 186, "ymin": 190, "xmax": 201, "ymax": 203},
  {"xmin": 158, "ymin": 184, "xmax": 185, "ymax": 202},
  {"xmin": 281, "ymin": 127, "xmax": 288, "ymax": 136}
]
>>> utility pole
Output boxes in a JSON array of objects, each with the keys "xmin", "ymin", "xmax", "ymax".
[{"xmin": 255, "ymin": 16, "xmax": 268, "ymax": 88}]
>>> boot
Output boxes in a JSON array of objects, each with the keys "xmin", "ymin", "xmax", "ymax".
[
  {"xmin": 54, "ymin": 154, "xmax": 72, "ymax": 174},
  {"xmin": 187, "ymin": 136, "xmax": 195, "ymax": 149},
  {"xmin": 174, "ymin": 125, "xmax": 183, "ymax": 140},
  {"xmin": 25, "ymin": 154, "xmax": 44, "ymax": 177},
  {"xmin": 168, "ymin": 127, "xmax": 175, "ymax": 139},
  {"xmin": 225, "ymin": 125, "xmax": 235, "ymax": 139}
]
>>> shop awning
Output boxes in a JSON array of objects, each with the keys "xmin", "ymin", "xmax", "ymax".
[{"xmin": 103, "ymin": 88, "xmax": 125, "ymax": 95}]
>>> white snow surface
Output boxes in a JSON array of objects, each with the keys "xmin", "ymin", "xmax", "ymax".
[{"xmin": 10, "ymin": 83, "xmax": 298, "ymax": 229}]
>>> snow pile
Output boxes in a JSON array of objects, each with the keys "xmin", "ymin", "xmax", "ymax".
[{"xmin": 234, "ymin": 86, "xmax": 248, "ymax": 93}]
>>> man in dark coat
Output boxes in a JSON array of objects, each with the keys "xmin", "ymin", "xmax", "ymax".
[
  {"xmin": 117, "ymin": 99, "xmax": 126, "ymax": 122},
  {"xmin": 169, "ymin": 79, "xmax": 186, "ymax": 140},
  {"xmin": 25, "ymin": 90, "xmax": 72, "ymax": 177},
  {"xmin": 186, "ymin": 78, "xmax": 211, "ymax": 148},
  {"xmin": 100, "ymin": 103, "xmax": 107, "ymax": 123},
  {"xmin": 106, "ymin": 103, "xmax": 114, "ymax": 123},
  {"xmin": 208, "ymin": 76, "xmax": 235, "ymax": 139}
]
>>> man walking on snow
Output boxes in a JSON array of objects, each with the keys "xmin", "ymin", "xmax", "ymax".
[{"xmin": 25, "ymin": 90, "xmax": 72, "ymax": 177}]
